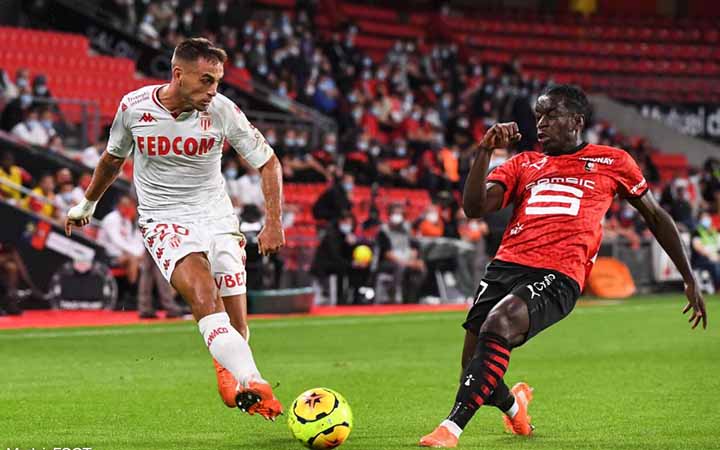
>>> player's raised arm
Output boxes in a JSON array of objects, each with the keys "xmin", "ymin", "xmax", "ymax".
[
  {"xmin": 463, "ymin": 122, "xmax": 521, "ymax": 217},
  {"xmin": 629, "ymin": 191, "xmax": 707, "ymax": 330},
  {"xmin": 66, "ymin": 100, "xmax": 133, "ymax": 236}
]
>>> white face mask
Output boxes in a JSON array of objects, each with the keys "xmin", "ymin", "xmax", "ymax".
[
  {"xmin": 390, "ymin": 213, "xmax": 404, "ymax": 225},
  {"xmin": 426, "ymin": 212, "xmax": 439, "ymax": 223},
  {"xmin": 339, "ymin": 223, "xmax": 353, "ymax": 234}
]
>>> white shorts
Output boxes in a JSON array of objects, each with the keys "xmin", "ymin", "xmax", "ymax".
[{"xmin": 140, "ymin": 215, "xmax": 248, "ymax": 296}]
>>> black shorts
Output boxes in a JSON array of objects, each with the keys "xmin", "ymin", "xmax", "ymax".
[{"xmin": 463, "ymin": 259, "xmax": 581, "ymax": 344}]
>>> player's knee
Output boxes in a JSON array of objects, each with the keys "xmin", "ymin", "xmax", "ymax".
[{"xmin": 480, "ymin": 298, "xmax": 528, "ymax": 342}]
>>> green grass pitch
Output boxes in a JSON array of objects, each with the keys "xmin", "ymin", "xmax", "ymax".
[{"xmin": 1, "ymin": 295, "xmax": 718, "ymax": 450}]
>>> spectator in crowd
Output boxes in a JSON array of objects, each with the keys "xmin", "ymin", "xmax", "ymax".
[
  {"xmin": 72, "ymin": 172, "xmax": 92, "ymax": 204},
  {"xmin": 81, "ymin": 138, "xmax": 108, "ymax": 169},
  {"xmin": 137, "ymin": 251, "xmax": 186, "ymax": 319},
  {"xmin": 660, "ymin": 177, "xmax": 696, "ymax": 231},
  {"xmin": 97, "ymin": 195, "xmax": 145, "ymax": 284},
  {"xmin": 457, "ymin": 209, "xmax": 490, "ymax": 283},
  {"xmin": 0, "ymin": 84, "xmax": 33, "ymax": 131},
  {"xmin": 280, "ymin": 129, "xmax": 331, "ymax": 182},
  {"xmin": 312, "ymin": 172, "xmax": 354, "ymax": 224},
  {"xmin": 222, "ymin": 156, "xmax": 243, "ymax": 209},
  {"xmin": 701, "ymin": 158, "xmax": 720, "ymax": 213},
  {"xmin": 416, "ymin": 204, "xmax": 445, "ymax": 238},
  {"xmin": 0, "ymin": 151, "xmax": 30, "ymax": 202},
  {"xmin": 53, "ymin": 168, "xmax": 76, "ymax": 215},
  {"xmin": 11, "ymin": 107, "xmax": 51, "ymax": 146},
  {"xmin": 47, "ymin": 135, "xmax": 65, "ymax": 153},
  {"xmin": 310, "ymin": 210, "xmax": 356, "ymax": 304},
  {"xmin": 236, "ymin": 167, "xmax": 265, "ymax": 211},
  {"xmin": 376, "ymin": 203, "xmax": 427, "ymax": 303},
  {"xmin": 691, "ymin": 210, "xmax": 720, "ymax": 289},
  {"xmin": 22, "ymin": 173, "xmax": 57, "ymax": 219},
  {"xmin": 604, "ymin": 199, "xmax": 646, "ymax": 250},
  {"xmin": 0, "ymin": 68, "xmax": 19, "ymax": 101},
  {"xmin": 0, "ymin": 241, "xmax": 41, "ymax": 315},
  {"xmin": 31, "ymin": 74, "xmax": 52, "ymax": 101}
]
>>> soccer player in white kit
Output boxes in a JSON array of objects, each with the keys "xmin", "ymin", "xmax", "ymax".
[{"xmin": 65, "ymin": 38, "xmax": 284, "ymax": 420}]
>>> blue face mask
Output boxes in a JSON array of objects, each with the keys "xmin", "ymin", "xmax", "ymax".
[
  {"xmin": 20, "ymin": 94, "xmax": 33, "ymax": 108},
  {"xmin": 41, "ymin": 119, "xmax": 53, "ymax": 129},
  {"xmin": 342, "ymin": 182, "xmax": 353, "ymax": 193},
  {"xmin": 225, "ymin": 168, "xmax": 238, "ymax": 179},
  {"xmin": 700, "ymin": 217, "xmax": 712, "ymax": 229}
]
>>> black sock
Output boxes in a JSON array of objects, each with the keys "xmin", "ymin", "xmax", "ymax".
[
  {"xmin": 487, "ymin": 379, "xmax": 515, "ymax": 412},
  {"xmin": 447, "ymin": 332, "xmax": 511, "ymax": 429}
]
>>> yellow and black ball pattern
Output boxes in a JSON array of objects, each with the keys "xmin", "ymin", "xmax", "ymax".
[{"xmin": 287, "ymin": 388, "xmax": 353, "ymax": 449}]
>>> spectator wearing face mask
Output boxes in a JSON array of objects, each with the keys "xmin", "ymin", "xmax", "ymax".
[
  {"xmin": 416, "ymin": 204, "xmax": 445, "ymax": 238},
  {"xmin": 312, "ymin": 172, "xmax": 354, "ymax": 224},
  {"xmin": 222, "ymin": 157, "xmax": 243, "ymax": 209},
  {"xmin": 691, "ymin": 210, "xmax": 720, "ymax": 290},
  {"xmin": 236, "ymin": 167, "xmax": 265, "ymax": 211},
  {"xmin": 344, "ymin": 134, "xmax": 379, "ymax": 185},
  {"xmin": 310, "ymin": 210, "xmax": 357, "ymax": 304},
  {"xmin": 376, "ymin": 203, "xmax": 427, "ymax": 303},
  {"xmin": 11, "ymin": 107, "xmax": 51, "ymax": 146},
  {"xmin": 98, "ymin": 195, "xmax": 144, "ymax": 284},
  {"xmin": 53, "ymin": 168, "xmax": 76, "ymax": 215},
  {"xmin": 32, "ymin": 74, "xmax": 52, "ymax": 100},
  {"xmin": 282, "ymin": 129, "xmax": 331, "ymax": 182},
  {"xmin": 1, "ymin": 84, "xmax": 34, "ymax": 132}
]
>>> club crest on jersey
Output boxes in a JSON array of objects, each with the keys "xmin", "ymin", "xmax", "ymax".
[
  {"xmin": 199, "ymin": 112, "xmax": 212, "ymax": 131},
  {"xmin": 584, "ymin": 161, "xmax": 596, "ymax": 172}
]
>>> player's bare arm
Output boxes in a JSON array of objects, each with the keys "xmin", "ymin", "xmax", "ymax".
[
  {"xmin": 463, "ymin": 122, "xmax": 521, "ymax": 218},
  {"xmin": 64, "ymin": 152, "xmax": 125, "ymax": 236},
  {"xmin": 629, "ymin": 191, "xmax": 707, "ymax": 329},
  {"xmin": 257, "ymin": 153, "xmax": 285, "ymax": 256}
]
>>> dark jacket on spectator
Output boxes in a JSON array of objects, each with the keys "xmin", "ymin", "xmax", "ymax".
[{"xmin": 312, "ymin": 183, "xmax": 352, "ymax": 223}]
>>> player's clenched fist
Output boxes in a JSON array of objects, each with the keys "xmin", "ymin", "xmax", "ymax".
[
  {"xmin": 65, "ymin": 198, "xmax": 97, "ymax": 236},
  {"xmin": 476, "ymin": 122, "xmax": 522, "ymax": 152},
  {"xmin": 257, "ymin": 220, "xmax": 285, "ymax": 256}
]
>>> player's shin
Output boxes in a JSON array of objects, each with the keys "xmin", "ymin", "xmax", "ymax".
[
  {"xmin": 487, "ymin": 379, "xmax": 518, "ymax": 417},
  {"xmin": 198, "ymin": 312, "xmax": 264, "ymax": 386},
  {"xmin": 446, "ymin": 332, "xmax": 511, "ymax": 432}
]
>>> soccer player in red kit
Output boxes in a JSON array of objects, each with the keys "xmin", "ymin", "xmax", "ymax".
[{"xmin": 419, "ymin": 84, "xmax": 707, "ymax": 447}]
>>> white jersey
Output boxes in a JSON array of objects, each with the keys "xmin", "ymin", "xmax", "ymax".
[{"xmin": 106, "ymin": 84, "xmax": 273, "ymax": 224}]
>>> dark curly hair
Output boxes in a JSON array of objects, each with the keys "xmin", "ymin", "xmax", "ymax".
[{"xmin": 542, "ymin": 84, "xmax": 592, "ymax": 123}]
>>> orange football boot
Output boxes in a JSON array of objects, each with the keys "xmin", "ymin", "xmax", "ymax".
[
  {"xmin": 419, "ymin": 425, "xmax": 458, "ymax": 448},
  {"xmin": 213, "ymin": 359, "xmax": 238, "ymax": 408},
  {"xmin": 502, "ymin": 382, "xmax": 535, "ymax": 435},
  {"xmin": 235, "ymin": 380, "xmax": 284, "ymax": 421}
]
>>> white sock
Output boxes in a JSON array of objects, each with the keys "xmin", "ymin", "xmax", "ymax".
[
  {"xmin": 198, "ymin": 312, "xmax": 263, "ymax": 386},
  {"xmin": 504, "ymin": 398, "xmax": 519, "ymax": 418},
  {"xmin": 440, "ymin": 420, "xmax": 463, "ymax": 438}
]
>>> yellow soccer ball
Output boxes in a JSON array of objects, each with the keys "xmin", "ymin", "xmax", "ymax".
[
  {"xmin": 352, "ymin": 245, "xmax": 373, "ymax": 266},
  {"xmin": 287, "ymin": 388, "xmax": 353, "ymax": 449}
]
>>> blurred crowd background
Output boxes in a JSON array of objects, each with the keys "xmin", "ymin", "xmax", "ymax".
[{"xmin": 1, "ymin": 0, "xmax": 719, "ymax": 315}]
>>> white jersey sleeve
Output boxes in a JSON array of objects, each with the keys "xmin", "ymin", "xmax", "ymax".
[
  {"xmin": 106, "ymin": 100, "xmax": 134, "ymax": 158},
  {"xmin": 216, "ymin": 95, "xmax": 274, "ymax": 169}
]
